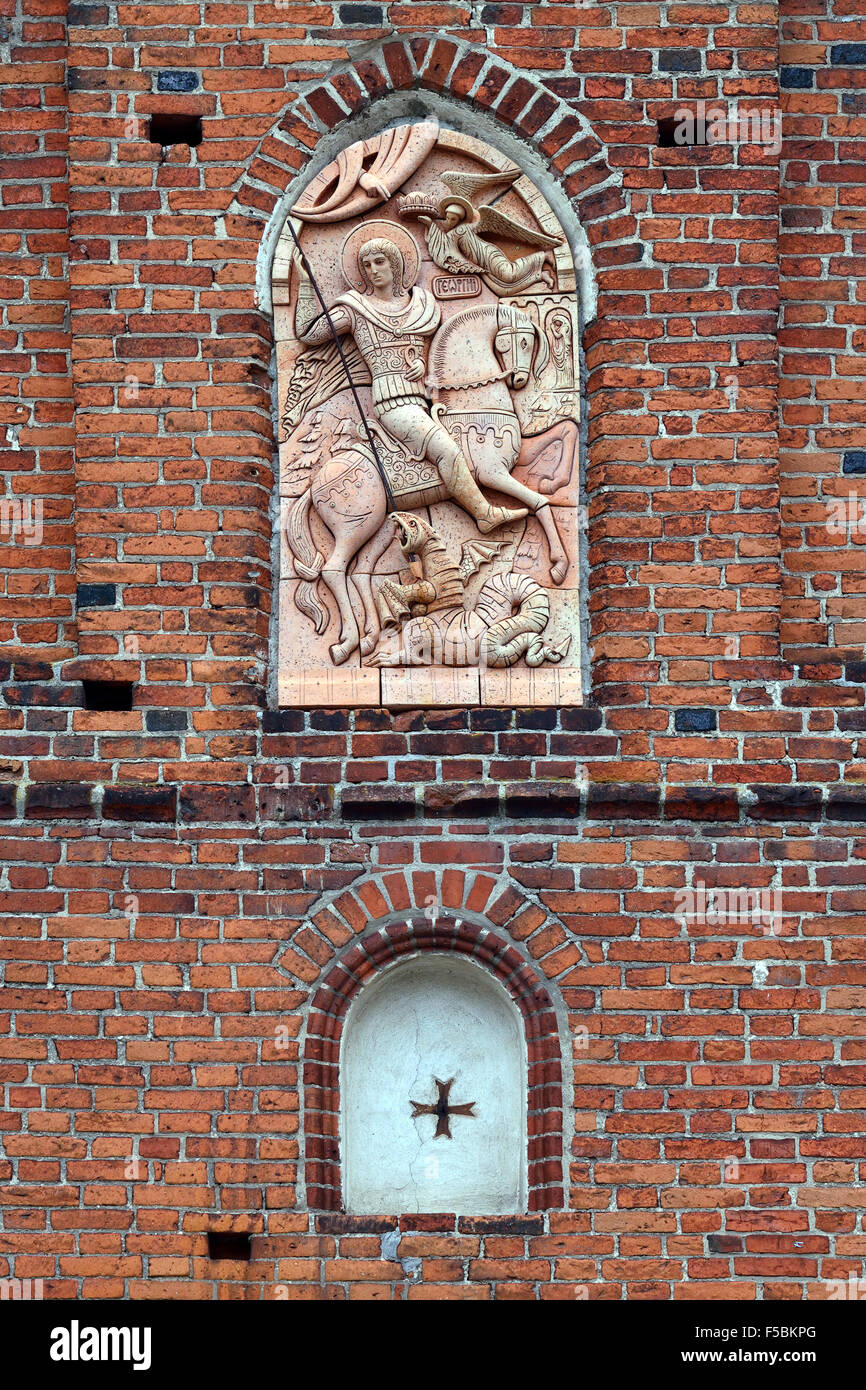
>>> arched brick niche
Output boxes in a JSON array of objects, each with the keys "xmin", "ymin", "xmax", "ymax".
[
  {"xmin": 285, "ymin": 872, "xmax": 571, "ymax": 1214},
  {"xmin": 226, "ymin": 35, "xmax": 630, "ymax": 704}
]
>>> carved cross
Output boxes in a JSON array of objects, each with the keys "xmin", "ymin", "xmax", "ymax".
[{"xmin": 409, "ymin": 1076, "xmax": 476, "ymax": 1139}]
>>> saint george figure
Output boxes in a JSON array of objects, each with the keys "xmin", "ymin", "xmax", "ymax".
[{"xmin": 293, "ymin": 236, "xmax": 527, "ymax": 534}]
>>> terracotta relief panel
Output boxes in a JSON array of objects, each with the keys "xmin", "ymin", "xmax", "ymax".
[{"xmin": 273, "ymin": 121, "xmax": 583, "ymax": 708}]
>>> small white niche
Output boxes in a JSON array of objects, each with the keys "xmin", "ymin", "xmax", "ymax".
[{"xmin": 341, "ymin": 954, "xmax": 526, "ymax": 1214}]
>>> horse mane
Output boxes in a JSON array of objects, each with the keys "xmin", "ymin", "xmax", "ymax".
[{"xmin": 428, "ymin": 305, "xmax": 501, "ymax": 391}]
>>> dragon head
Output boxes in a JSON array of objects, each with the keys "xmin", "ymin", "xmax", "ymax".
[{"xmin": 391, "ymin": 511, "xmax": 435, "ymax": 558}]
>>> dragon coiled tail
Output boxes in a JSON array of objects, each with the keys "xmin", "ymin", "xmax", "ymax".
[
  {"xmin": 478, "ymin": 570, "xmax": 570, "ymax": 668},
  {"xmin": 285, "ymin": 489, "xmax": 329, "ymax": 636}
]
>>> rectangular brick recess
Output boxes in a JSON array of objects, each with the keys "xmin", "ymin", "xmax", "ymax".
[{"xmin": 0, "ymin": 0, "xmax": 864, "ymax": 1305}]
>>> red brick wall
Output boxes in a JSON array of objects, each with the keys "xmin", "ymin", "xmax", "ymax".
[
  {"xmin": 0, "ymin": 0, "xmax": 74, "ymax": 668},
  {"xmin": 780, "ymin": 0, "xmax": 866, "ymax": 672},
  {"xmin": 0, "ymin": 0, "xmax": 865, "ymax": 1301}
]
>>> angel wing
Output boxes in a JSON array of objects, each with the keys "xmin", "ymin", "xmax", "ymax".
[
  {"xmin": 459, "ymin": 538, "xmax": 503, "ymax": 583},
  {"xmin": 476, "ymin": 203, "xmax": 563, "ymax": 249},
  {"xmin": 440, "ymin": 168, "xmax": 521, "ymax": 205}
]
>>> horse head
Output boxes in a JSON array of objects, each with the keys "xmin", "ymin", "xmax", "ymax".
[{"xmin": 494, "ymin": 304, "xmax": 549, "ymax": 390}]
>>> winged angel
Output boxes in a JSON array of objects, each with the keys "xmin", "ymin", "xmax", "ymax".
[{"xmin": 400, "ymin": 168, "xmax": 562, "ymax": 295}]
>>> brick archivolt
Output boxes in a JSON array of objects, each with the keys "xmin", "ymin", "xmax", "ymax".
[{"xmin": 278, "ymin": 868, "xmax": 571, "ymax": 1212}]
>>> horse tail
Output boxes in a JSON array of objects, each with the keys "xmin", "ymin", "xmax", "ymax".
[
  {"xmin": 478, "ymin": 571, "xmax": 569, "ymax": 667},
  {"xmin": 285, "ymin": 488, "xmax": 328, "ymax": 636}
]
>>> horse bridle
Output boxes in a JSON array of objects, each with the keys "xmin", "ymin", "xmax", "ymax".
[{"xmin": 494, "ymin": 305, "xmax": 539, "ymax": 379}]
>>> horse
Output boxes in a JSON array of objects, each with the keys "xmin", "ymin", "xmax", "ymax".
[{"xmin": 285, "ymin": 302, "xmax": 578, "ymax": 666}]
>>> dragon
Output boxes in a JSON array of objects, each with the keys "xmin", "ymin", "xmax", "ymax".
[{"xmin": 369, "ymin": 512, "xmax": 570, "ymax": 669}]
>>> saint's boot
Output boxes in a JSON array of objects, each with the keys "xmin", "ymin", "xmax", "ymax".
[{"xmin": 440, "ymin": 451, "xmax": 527, "ymax": 534}]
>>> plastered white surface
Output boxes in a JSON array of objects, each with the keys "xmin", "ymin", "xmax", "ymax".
[{"xmin": 342, "ymin": 954, "xmax": 526, "ymax": 1213}]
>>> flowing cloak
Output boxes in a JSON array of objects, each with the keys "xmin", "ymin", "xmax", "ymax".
[{"xmin": 333, "ymin": 286, "xmax": 441, "ymax": 337}]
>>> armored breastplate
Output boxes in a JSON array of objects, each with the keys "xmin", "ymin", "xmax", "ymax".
[
  {"xmin": 351, "ymin": 315, "xmax": 428, "ymax": 412},
  {"xmin": 354, "ymin": 317, "xmax": 425, "ymax": 378}
]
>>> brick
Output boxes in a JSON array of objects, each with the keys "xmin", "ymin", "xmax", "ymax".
[
  {"xmin": 259, "ymin": 785, "xmax": 333, "ymax": 822},
  {"xmin": 24, "ymin": 784, "xmax": 92, "ymax": 819},
  {"xmin": 780, "ymin": 67, "xmax": 814, "ymax": 88},
  {"xmin": 339, "ymin": 3, "xmax": 383, "ymax": 22},
  {"xmin": 68, "ymin": 4, "xmax": 108, "ymax": 21},
  {"xmin": 156, "ymin": 72, "xmax": 200, "ymax": 93},
  {"xmin": 145, "ymin": 711, "xmax": 188, "ymax": 733},
  {"xmin": 659, "ymin": 49, "xmax": 702, "ymax": 73},
  {"xmin": 748, "ymin": 787, "xmax": 823, "ymax": 822},
  {"xmin": 505, "ymin": 790, "xmax": 582, "ymax": 818},
  {"xmin": 586, "ymin": 787, "xmax": 661, "ymax": 820},
  {"xmin": 102, "ymin": 786, "xmax": 177, "ymax": 823},
  {"xmin": 179, "ymin": 785, "xmax": 256, "ymax": 823},
  {"xmin": 674, "ymin": 709, "xmax": 717, "ymax": 733},
  {"xmin": 76, "ymin": 584, "xmax": 116, "ymax": 609},
  {"xmin": 826, "ymin": 795, "xmax": 866, "ymax": 824},
  {"xmin": 830, "ymin": 45, "xmax": 866, "ymax": 66}
]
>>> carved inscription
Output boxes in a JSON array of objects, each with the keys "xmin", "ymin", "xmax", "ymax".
[{"xmin": 431, "ymin": 273, "xmax": 482, "ymax": 299}]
